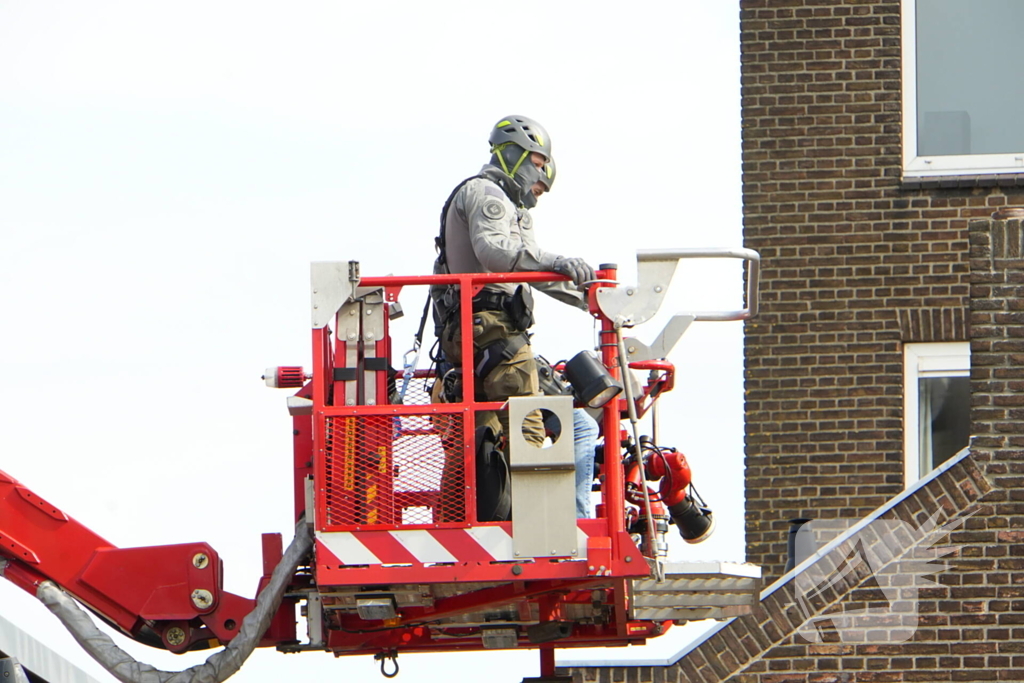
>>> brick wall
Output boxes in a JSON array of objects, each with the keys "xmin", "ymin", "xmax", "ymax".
[
  {"xmin": 738, "ymin": 0, "xmax": 1024, "ymax": 583},
  {"xmin": 965, "ymin": 217, "xmax": 1024, "ymax": 683},
  {"xmin": 568, "ymin": 450, "xmax": 1002, "ymax": 682},
  {"xmin": 569, "ymin": 230, "xmax": 1024, "ymax": 679},
  {"xmin": 566, "ymin": 1, "xmax": 1024, "ymax": 677}
]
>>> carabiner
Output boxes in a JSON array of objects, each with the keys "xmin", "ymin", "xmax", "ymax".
[{"xmin": 399, "ymin": 345, "xmax": 422, "ymax": 399}]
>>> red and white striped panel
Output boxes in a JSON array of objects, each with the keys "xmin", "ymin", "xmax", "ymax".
[{"xmin": 316, "ymin": 525, "xmax": 591, "ymax": 565}]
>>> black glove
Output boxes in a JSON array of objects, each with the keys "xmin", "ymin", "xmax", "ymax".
[{"xmin": 553, "ymin": 256, "xmax": 597, "ymax": 289}]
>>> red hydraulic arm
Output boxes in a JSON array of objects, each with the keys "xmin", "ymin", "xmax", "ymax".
[{"xmin": 0, "ymin": 468, "xmax": 295, "ymax": 653}]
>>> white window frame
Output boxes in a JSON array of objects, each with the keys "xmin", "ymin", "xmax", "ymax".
[
  {"xmin": 903, "ymin": 342, "xmax": 970, "ymax": 485},
  {"xmin": 902, "ymin": 0, "xmax": 1024, "ymax": 177}
]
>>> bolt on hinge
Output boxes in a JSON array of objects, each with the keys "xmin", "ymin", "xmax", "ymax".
[
  {"xmin": 191, "ymin": 589, "xmax": 214, "ymax": 610},
  {"xmin": 165, "ymin": 627, "xmax": 187, "ymax": 647}
]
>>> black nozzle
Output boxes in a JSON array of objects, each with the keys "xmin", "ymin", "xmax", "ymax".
[{"xmin": 668, "ymin": 496, "xmax": 715, "ymax": 544}]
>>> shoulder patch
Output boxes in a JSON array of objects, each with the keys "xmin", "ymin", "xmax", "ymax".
[
  {"xmin": 483, "ymin": 185, "xmax": 504, "ymax": 199},
  {"xmin": 482, "ymin": 200, "xmax": 506, "ymax": 220}
]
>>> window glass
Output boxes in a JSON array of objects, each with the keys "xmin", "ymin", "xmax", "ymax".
[
  {"xmin": 916, "ymin": 0, "xmax": 1024, "ymax": 156},
  {"xmin": 903, "ymin": 342, "xmax": 969, "ymax": 485},
  {"xmin": 904, "ymin": 0, "xmax": 1024, "ymax": 175},
  {"xmin": 917, "ymin": 376, "xmax": 970, "ymax": 473}
]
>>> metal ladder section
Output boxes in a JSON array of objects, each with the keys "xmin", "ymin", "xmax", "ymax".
[{"xmin": 630, "ymin": 561, "xmax": 762, "ymax": 622}]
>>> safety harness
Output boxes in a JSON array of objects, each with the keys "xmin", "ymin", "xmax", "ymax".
[
  {"xmin": 423, "ymin": 171, "xmax": 531, "ymax": 521},
  {"xmin": 426, "ymin": 172, "xmax": 533, "ymax": 390},
  {"xmin": 473, "ymin": 331, "xmax": 530, "ymax": 381},
  {"xmin": 433, "ymin": 168, "xmax": 524, "ymax": 271},
  {"xmin": 433, "ymin": 174, "xmax": 482, "ymax": 274}
]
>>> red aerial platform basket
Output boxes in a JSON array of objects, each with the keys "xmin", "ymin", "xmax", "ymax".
[{"xmin": 0, "ymin": 249, "xmax": 762, "ymax": 682}]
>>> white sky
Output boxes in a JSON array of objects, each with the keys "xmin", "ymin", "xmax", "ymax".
[{"xmin": 0, "ymin": 2, "xmax": 744, "ymax": 681}]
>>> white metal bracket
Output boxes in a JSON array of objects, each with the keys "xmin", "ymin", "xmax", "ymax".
[
  {"xmin": 306, "ymin": 591, "xmax": 324, "ymax": 646},
  {"xmin": 508, "ymin": 396, "xmax": 579, "ymax": 560},
  {"xmin": 310, "ymin": 260, "xmax": 382, "ymax": 329},
  {"xmin": 286, "ymin": 396, "xmax": 314, "ymax": 416},
  {"xmin": 595, "ymin": 248, "xmax": 761, "ymax": 329},
  {"xmin": 622, "ymin": 313, "xmax": 696, "ymax": 363}
]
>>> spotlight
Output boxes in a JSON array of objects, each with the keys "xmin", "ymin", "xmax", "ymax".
[
  {"xmin": 564, "ymin": 351, "xmax": 623, "ymax": 409},
  {"xmin": 668, "ymin": 496, "xmax": 715, "ymax": 544}
]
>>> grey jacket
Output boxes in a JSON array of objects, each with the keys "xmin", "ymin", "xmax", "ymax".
[{"xmin": 441, "ymin": 165, "xmax": 586, "ymax": 311}]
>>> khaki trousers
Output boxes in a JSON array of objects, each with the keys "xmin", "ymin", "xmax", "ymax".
[
  {"xmin": 432, "ymin": 308, "xmax": 545, "ymax": 522},
  {"xmin": 441, "ymin": 308, "xmax": 545, "ymax": 446}
]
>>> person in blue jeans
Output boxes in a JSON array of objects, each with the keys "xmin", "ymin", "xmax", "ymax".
[{"xmin": 572, "ymin": 408, "xmax": 599, "ymax": 518}]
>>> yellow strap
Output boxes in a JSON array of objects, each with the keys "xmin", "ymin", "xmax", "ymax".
[
  {"xmin": 491, "ymin": 141, "xmax": 528, "ymax": 178},
  {"xmin": 492, "ymin": 142, "xmax": 513, "ymax": 175},
  {"xmin": 509, "ymin": 149, "xmax": 529, "ymax": 176}
]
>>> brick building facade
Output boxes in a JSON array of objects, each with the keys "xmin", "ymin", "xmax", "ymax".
[{"xmin": 567, "ymin": 1, "xmax": 1024, "ymax": 680}]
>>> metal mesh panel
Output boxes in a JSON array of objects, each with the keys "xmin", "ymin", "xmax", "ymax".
[
  {"xmin": 323, "ymin": 410, "xmax": 466, "ymax": 528},
  {"xmin": 399, "ymin": 375, "xmax": 433, "ymax": 406}
]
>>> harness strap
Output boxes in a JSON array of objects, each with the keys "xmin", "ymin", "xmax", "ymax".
[
  {"xmin": 472, "ymin": 290, "xmax": 512, "ymax": 313},
  {"xmin": 430, "ymin": 172, "xmax": 527, "ymax": 374},
  {"xmin": 435, "ymin": 175, "xmax": 483, "ymax": 271},
  {"xmin": 474, "ymin": 333, "xmax": 530, "ymax": 380},
  {"xmin": 435, "ymin": 169, "xmax": 522, "ymax": 270}
]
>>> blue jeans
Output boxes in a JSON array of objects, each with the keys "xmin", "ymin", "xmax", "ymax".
[{"xmin": 573, "ymin": 409, "xmax": 599, "ymax": 518}]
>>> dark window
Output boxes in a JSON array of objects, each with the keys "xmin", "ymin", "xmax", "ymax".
[{"xmin": 918, "ymin": 376, "xmax": 970, "ymax": 471}]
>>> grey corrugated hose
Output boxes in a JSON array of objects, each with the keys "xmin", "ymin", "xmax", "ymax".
[{"xmin": 37, "ymin": 520, "xmax": 313, "ymax": 683}]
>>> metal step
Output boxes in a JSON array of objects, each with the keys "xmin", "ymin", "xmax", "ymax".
[{"xmin": 630, "ymin": 561, "xmax": 761, "ymax": 623}]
